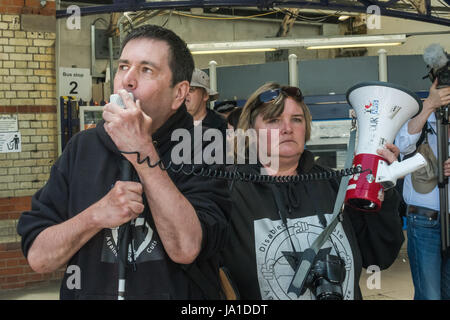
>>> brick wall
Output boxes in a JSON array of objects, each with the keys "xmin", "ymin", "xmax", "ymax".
[
  {"xmin": 0, "ymin": 197, "xmax": 64, "ymax": 291},
  {"xmin": 0, "ymin": 113, "xmax": 56, "ymax": 198},
  {"xmin": 0, "ymin": 242, "xmax": 64, "ymax": 290},
  {"xmin": 0, "ymin": 0, "xmax": 62, "ymax": 292},
  {"xmin": 0, "ymin": 22, "xmax": 56, "ymax": 108},
  {"xmin": 0, "ymin": 0, "xmax": 55, "ymax": 16}
]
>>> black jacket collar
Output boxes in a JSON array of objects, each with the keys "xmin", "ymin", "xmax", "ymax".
[
  {"xmin": 152, "ymin": 104, "xmax": 194, "ymax": 156},
  {"xmin": 203, "ymin": 108, "xmax": 227, "ymax": 131},
  {"xmin": 297, "ymin": 149, "xmax": 315, "ymax": 173}
]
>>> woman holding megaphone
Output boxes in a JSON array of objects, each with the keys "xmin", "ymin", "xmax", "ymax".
[{"xmin": 221, "ymin": 82, "xmax": 404, "ymax": 300}]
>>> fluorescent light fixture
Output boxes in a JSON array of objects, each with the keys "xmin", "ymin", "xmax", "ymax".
[
  {"xmin": 338, "ymin": 15, "xmax": 350, "ymax": 21},
  {"xmin": 307, "ymin": 42, "xmax": 403, "ymax": 49},
  {"xmin": 188, "ymin": 34, "xmax": 407, "ymax": 54},
  {"xmin": 191, "ymin": 48, "xmax": 277, "ymax": 55}
]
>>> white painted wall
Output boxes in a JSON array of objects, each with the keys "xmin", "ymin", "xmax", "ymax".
[{"xmin": 58, "ymin": 14, "xmax": 111, "ymax": 75}]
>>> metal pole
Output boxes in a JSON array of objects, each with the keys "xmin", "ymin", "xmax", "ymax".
[
  {"xmin": 435, "ymin": 106, "xmax": 450, "ymax": 255},
  {"xmin": 91, "ymin": 24, "xmax": 96, "ymax": 78},
  {"xmin": 288, "ymin": 54, "xmax": 298, "ymax": 87},
  {"xmin": 56, "ymin": 0, "xmax": 62, "ymax": 156},
  {"xmin": 59, "ymin": 97, "xmax": 65, "ymax": 151},
  {"xmin": 67, "ymin": 97, "xmax": 72, "ymax": 144},
  {"xmin": 109, "ymin": 37, "xmax": 115, "ymax": 95},
  {"xmin": 378, "ymin": 49, "xmax": 388, "ymax": 82},
  {"xmin": 208, "ymin": 60, "xmax": 217, "ymax": 109}
]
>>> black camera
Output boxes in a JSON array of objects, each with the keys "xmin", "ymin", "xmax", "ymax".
[
  {"xmin": 301, "ymin": 254, "xmax": 346, "ymax": 300},
  {"xmin": 434, "ymin": 62, "xmax": 450, "ymax": 88}
]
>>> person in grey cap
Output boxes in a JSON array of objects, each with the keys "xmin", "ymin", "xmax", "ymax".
[{"xmin": 186, "ymin": 68, "xmax": 227, "ymax": 137}]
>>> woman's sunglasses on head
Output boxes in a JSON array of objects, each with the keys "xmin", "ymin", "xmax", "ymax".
[{"xmin": 256, "ymin": 86, "xmax": 303, "ymax": 106}]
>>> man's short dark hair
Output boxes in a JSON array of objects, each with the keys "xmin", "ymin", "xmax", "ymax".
[{"xmin": 120, "ymin": 24, "xmax": 194, "ymax": 87}]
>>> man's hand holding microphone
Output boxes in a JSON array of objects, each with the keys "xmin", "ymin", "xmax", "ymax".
[{"xmin": 91, "ymin": 89, "xmax": 152, "ymax": 231}]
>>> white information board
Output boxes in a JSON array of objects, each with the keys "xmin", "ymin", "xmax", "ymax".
[
  {"xmin": 0, "ymin": 115, "xmax": 20, "ymax": 153},
  {"xmin": 0, "ymin": 114, "xmax": 18, "ymax": 132},
  {"xmin": 59, "ymin": 67, "xmax": 92, "ymax": 102}
]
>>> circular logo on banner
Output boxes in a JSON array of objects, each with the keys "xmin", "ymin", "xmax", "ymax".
[{"xmin": 254, "ymin": 216, "xmax": 354, "ymax": 300}]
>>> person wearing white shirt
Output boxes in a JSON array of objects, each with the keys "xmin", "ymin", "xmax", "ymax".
[{"xmin": 395, "ymin": 79, "xmax": 450, "ymax": 300}]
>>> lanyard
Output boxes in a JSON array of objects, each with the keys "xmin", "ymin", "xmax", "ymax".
[{"xmin": 288, "ymin": 123, "xmax": 357, "ymax": 297}]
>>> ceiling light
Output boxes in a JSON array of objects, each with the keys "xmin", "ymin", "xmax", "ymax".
[
  {"xmin": 307, "ymin": 42, "xmax": 403, "ymax": 49},
  {"xmin": 188, "ymin": 34, "xmax": 407, "ymax": 54},
  {"xmin": 191, "ymin": 48, "xmax": 277, "ymax": 55},
  {"xmin": 338, "ymin": 15, "xmax": 350, "ymax": 21}
]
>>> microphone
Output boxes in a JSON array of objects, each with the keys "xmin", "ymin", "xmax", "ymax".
[
  {"xmin": 423, "ymin": 44, "xmax": 450, "ymax": 88},
  {"xmin": 110, "ymin": 92, "xmax": 134, "ymax": 109},
  {"xmin": 110, "ymin": 92, "xmax": 134, "ymax": 180},
  {"xmin": 109, "ymin": 92, "xmax": 134, "ymax": 300},
  {"xmin": 424, "ymin": 44, "xmax": 448, "ymax": 70}
]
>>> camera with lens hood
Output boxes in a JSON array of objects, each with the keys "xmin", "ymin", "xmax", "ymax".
[{"xmin": 301, "ymin": 254, "xmax": 346, "ymax": 300}]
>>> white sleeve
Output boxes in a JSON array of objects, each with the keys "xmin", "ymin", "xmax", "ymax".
[{"xmin": 394, "ymin": 119, "xmax": 422, "ymax": 158}]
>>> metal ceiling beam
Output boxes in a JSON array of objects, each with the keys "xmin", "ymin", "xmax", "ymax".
[{"xmin": 57, "ymin": 0, "xmax": 450, "ymax": 26}]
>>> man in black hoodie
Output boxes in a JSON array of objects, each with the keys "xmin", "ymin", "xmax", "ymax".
[{"xmin": 17, "ymin": 25, "xmax": 230, "ymax": 299}]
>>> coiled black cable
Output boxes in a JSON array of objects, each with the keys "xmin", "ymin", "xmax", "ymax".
[{"xmin": 119, "ymin": 150, "xmax": 369, "ymax": 184}]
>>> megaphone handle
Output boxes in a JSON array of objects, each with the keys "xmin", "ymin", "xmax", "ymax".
[{"xmin": 395, "ymin": 153, "xmax": 427, "ymax": 179}]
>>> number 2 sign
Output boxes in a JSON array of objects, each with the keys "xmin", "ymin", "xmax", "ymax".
[
  {"xmin": 69, "ymin": 81, "xmax": 78, "ymax": 94},
  {"xmin": 59, "ymin": 67, "xmax": 92, "ymax": 102}
]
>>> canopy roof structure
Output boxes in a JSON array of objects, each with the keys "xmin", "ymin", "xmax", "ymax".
[{"xmin": 57, "ymin": 0, "xmax": 450, "ymax": 26}]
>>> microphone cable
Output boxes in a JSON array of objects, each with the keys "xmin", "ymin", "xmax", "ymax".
[{"xmin": 118, "ymin": 150, "xmax": 369, "ymax": 184}]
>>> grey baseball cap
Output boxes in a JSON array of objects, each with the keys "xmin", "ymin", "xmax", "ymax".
[{"xmin": 190, "ymin": 68, "xmax": 219, "ymax": 101}]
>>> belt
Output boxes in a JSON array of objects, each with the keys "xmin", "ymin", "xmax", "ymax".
[{"xmin": 408, "ymin": 205, "xmax": 438, "ymax": 220}]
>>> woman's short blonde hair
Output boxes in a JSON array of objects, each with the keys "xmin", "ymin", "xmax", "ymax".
[{"xmin": 237, "ymin": 82, "xmax": 312, "ymax": 142}]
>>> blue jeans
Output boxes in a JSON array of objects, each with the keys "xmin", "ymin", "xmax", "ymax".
[{"xmin": 407, "ymin": 209, "xmax": 450, "ymax": 300}]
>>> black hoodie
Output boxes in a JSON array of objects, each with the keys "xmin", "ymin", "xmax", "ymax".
[
  {"xmin": 222, "ymin": 150, "xmax": 404, "ymax": 300},
  {"xmin": 17, "ymin": 106, "xmax": 231, "ymax": 299}
]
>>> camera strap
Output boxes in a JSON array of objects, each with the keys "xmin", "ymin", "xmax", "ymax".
[{"xmin": 288, "ymin": 124, "xmax": 357, "ymax": 297}]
